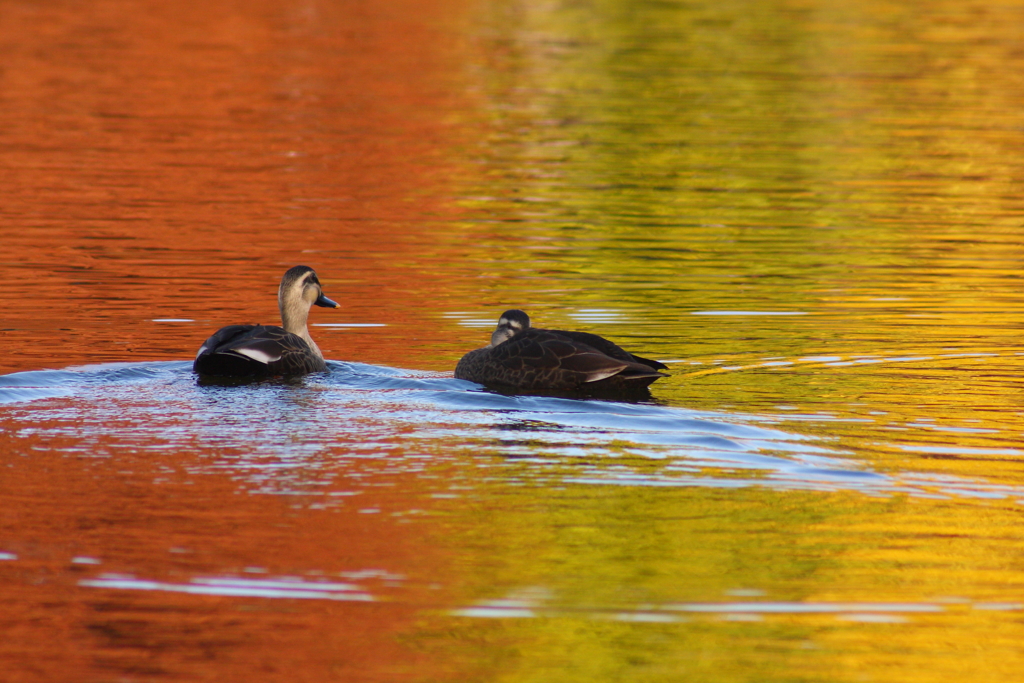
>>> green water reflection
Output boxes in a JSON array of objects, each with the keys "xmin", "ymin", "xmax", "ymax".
[
  {"xmin": 436, "ymin": 0, "xmax": 1024, "ymax": 360},
  {"xmin": 416, "ymin": 472, "xmax": 1024, "ymax": 683},
  {"xmin": 425, "ymin": 0, "xmax": 1024, "ymax": 462},
  {"xmin": 4, "ymin": 0, "xmax": 1024, "ymax": 681},
  {"xmin": 410, "ymin": 0, "xmax": 1024, "ymax": 680}
]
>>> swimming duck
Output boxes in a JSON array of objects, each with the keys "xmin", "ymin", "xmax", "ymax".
[
  {"xmin": 454, "ymin": 309, "xmax": 668, "ymax": 392},
  {"xmin": 193, "ymin": 265, "xmax": 339, "ymax": 377}
]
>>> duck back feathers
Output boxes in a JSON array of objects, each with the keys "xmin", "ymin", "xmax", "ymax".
[
  {"xmin": 193, "ymin": 324, "xmax": 327, "ymax": 377},
  {"xmin": 455, "ymin": 310, "xmax": 667, "ymax": 392}
]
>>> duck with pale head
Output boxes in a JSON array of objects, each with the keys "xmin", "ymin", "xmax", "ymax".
[{"xmin": 193, "ymin": 265, "xmax": 339, "ymax": 378}]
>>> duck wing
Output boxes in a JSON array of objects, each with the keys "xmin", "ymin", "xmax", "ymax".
[
  {"xmin": 194, "ymin": 325, "xmax": 325, "ymax": 377},
  {"xmin": 456, "ymin": 329, "xmax": 663, "ymax": 390},
  {"xmin": 551, "ymin": 329, "xmax": 669, "ymax": 371},
  {"xmin": 195, "ymin": 325, "xmax": 257, "ymax": 358}
]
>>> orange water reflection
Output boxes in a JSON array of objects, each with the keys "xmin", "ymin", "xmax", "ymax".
[
  {"xmin": 8, "ymin": 0, "xmax": 1024, "ymax": 681},
  {"xmin": 0, "ymin": 0, "xmax": 483, "ymax": 679},
  {"xmin": 0, "ymin": 402, "xmax": 465, "ymax": 680},
  {"xmin": 0, "ymin": 0, "xmax": 484, "ymax": 375}
]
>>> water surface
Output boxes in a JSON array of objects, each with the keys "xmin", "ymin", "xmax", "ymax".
[{"xmin": 4, "ymin": 0, "xmax": 1024, "ymax": 681}]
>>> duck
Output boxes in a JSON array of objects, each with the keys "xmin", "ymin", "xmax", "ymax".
[
  {"xmin": 193, "ymin": 265, "xmax": 339, "ymax": 378},
  {"xmin": 454, "ymin": 309, "xmax": 668, "ymax": 393}
]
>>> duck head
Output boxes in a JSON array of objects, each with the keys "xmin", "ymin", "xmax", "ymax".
[
  {"xmin": 279, "ymin": 265, "xmax": 339, "ymax": 336},
  {"xmin": 490, "ymin": 309, "xmax": 530, "ymax": 347}
]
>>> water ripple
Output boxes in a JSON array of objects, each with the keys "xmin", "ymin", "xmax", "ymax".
[
  {"xmin": 1, "ymin": 361, "xmax": 1021, "ymax": 503},
  {"xmin": 81, "ymin": 574, "xmax": 375, "ymax": 602}
]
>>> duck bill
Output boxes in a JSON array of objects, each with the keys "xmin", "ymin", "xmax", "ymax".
[{"xmin": 315, "ymin": 292, "xmax": 340, "ymax": 308}]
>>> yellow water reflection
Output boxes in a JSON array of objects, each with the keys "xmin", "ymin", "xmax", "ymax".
[{"xmin": 3, "ymin": 0, "xmax": 1024, "ymax": 681}]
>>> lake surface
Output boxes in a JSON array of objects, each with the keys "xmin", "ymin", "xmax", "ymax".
[{"xmin": 4, "ymin": 0, "xmax": 1024, "ymax": 681}]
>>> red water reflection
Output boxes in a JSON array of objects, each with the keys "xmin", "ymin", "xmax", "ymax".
[
  {"xmin": 0, "ymin": 0, "xmax": 485, "ymax": 375},
  {"xmin": 0, "ymin": 0, "xmax": 489, "ymax": 679},
  {"xmin": 0, "ymin": 414, "xmax": 465, "ymax": 681}
]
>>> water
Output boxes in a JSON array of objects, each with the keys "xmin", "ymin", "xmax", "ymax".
[
  {"xmin": 5, "ymin": 0, "xmax": 1024, "ymax": 681},
  {"xmin": 5, "ymin": 360, "xmax": 1024, "ymax": 682},
  {"xmin": 5, "ymin": 361, "xmax": 1024, "ymax": 682}
]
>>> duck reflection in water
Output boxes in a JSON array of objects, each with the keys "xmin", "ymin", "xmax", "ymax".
[
  {"xmin": 455, "ymin": 309, "xmax": 668, "ymax": 397},
  {"xmin": 193, "ymin": 265, "xmax": 339, "ymax": 379}
]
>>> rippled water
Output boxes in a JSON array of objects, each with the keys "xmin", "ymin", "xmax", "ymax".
[{"xmin": 5, "ymin": 0, "xmax": 1024, "ymax": 681}]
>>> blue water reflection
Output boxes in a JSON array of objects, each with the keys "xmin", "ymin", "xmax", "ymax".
[{"xmin": 2, "ymin": 361, "xmax": 1020, "ymax": 503}]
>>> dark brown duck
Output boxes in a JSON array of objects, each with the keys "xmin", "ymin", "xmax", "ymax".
[
  {"xmin": 193, "ymin": 265, "xmax": 339, "ymax": 378},
  {"xmin": 454, "ymin": 309, "xmax": 668, "ymax": 392}
]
